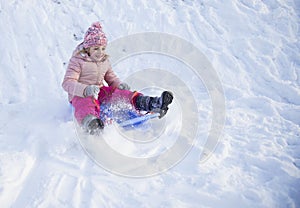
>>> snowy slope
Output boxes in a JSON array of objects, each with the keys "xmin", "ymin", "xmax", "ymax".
[{"xmin": 0, "ymin": 0, "xmax": 300, "ymax": 207}]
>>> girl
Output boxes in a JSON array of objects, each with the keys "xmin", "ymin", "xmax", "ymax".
[{"xmin": 62, "ymin": 22, "xmax": 173, "ymax": 134}]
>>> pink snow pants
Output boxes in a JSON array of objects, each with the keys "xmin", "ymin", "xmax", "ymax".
[{"xmin": 71, "ymin": 86, "xmax": 141, "ymax": 124}]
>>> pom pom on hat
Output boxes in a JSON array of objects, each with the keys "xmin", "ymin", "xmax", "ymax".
[{"xmin": 83, "ymin": 22, "xmax": 107, "ymax": 48}]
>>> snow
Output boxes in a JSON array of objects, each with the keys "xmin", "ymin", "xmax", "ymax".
[{"xmin": 0, "ymin": 0, "xmax": 299, "ymax": 207}]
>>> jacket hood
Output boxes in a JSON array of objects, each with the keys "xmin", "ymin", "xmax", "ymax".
[{"xmin": 72, "ymin": 43, "xmax": 92, "ymax": 62}]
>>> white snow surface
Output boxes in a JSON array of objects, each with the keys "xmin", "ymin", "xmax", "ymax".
[{"xmin": 1, "ymin": 0, "xmax": 300, "ymax": 207}]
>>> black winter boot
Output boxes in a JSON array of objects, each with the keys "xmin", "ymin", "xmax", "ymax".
[
  {"xmin": 82, "ymin": 115, "xmax": 104, "ymax": 135},
  {"xmin": 158, "ymin": 91, "xmax": 174, "ymax": 118},
  {"xmin": 135, "ymin": 91, "xmax": 173, "ymax": 118}
]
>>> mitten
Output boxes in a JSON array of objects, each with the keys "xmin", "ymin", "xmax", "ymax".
[
  {"xmin": 84, "ymin": 85, "xmax": 100, "ymax": 99},
  {"xmin": 118, "ymin": 82, "xmax": 130, "ymax": 90}
]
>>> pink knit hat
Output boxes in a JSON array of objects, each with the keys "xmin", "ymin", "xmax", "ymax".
[{"xmin": 83, "ymin": 22, "xmax": 107, "ymax": 48}]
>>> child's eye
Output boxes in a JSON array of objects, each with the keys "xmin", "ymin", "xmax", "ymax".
[
  {"xmin": 94, "ymin": 47, "xmax": 99, "ymax": 51},
  {"xmin": 102, "ymin": 47, "xmax": 106, "ymax": 51}
]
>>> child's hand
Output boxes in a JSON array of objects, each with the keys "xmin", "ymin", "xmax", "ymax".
[
  {"xmin": 84, "ymin": 85, "xmax": 100, "ymax": 99},
  {"xmin": 118, "ymin": 82, "xmax": 130, "ymax": 90}
]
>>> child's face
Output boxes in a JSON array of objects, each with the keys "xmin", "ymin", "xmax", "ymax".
[{"xmin": 89, "ymin": 45, "xmax": 106, "ymax": 61}]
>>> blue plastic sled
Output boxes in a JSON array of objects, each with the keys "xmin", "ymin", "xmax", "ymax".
[{"xmin": 99, "ymin": 103, "xmax": 159, "ymax": 129}]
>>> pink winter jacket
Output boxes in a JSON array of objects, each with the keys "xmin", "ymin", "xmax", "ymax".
[{"xmin": 62, "ymin": 44, "xmax": 121, "ymax": 102}]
